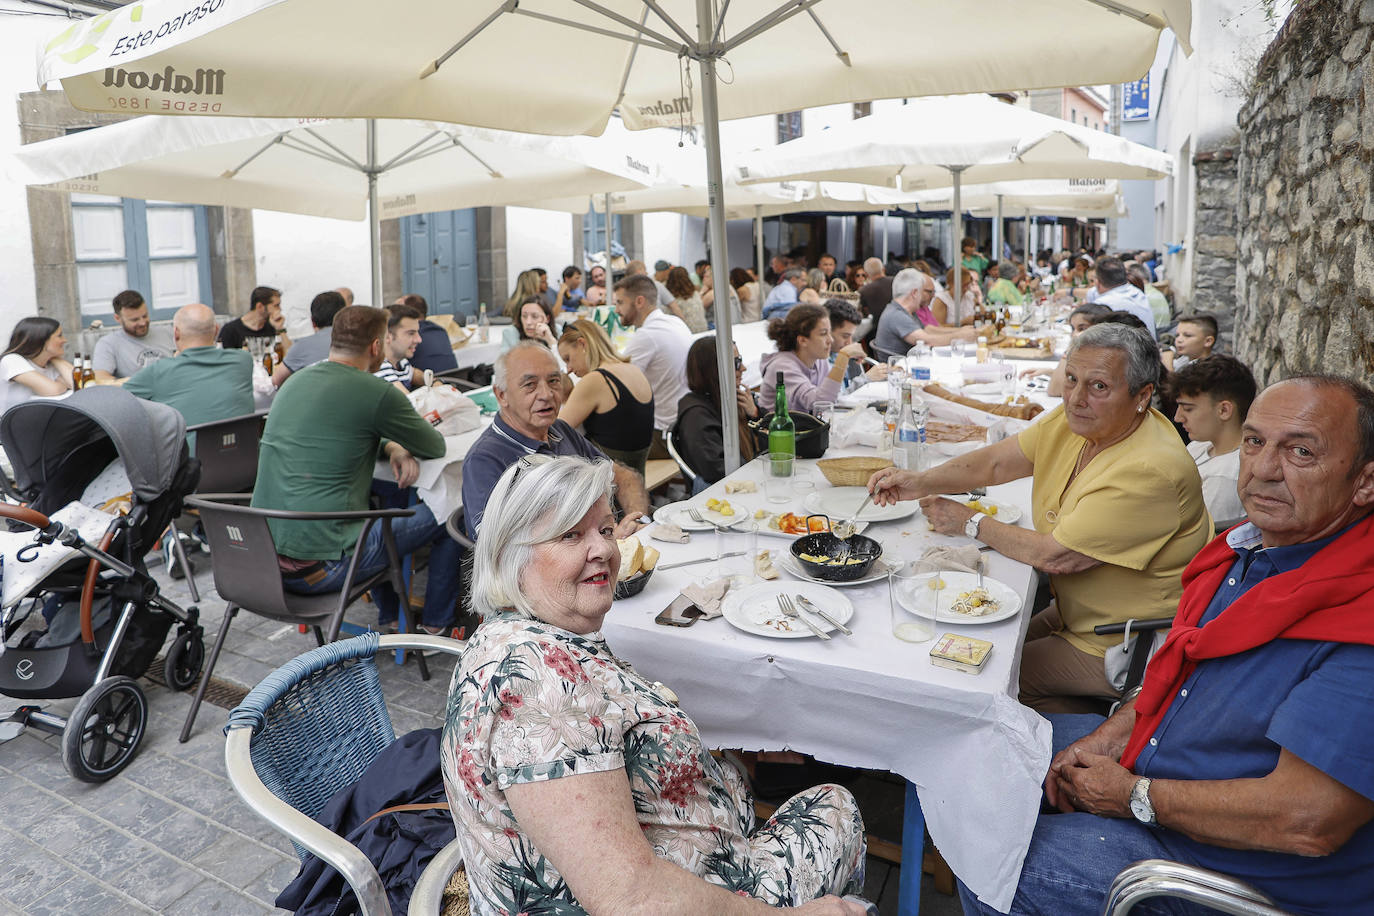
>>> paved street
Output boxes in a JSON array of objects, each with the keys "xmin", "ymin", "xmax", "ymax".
[{"xmin": 0, "ymin": 552, "xmax": 962, "ymax": 915}]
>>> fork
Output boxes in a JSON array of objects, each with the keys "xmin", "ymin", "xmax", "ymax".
[
  {"xmin": 688, "ymin": 508, "xmax": 739, "ymax": 532},
  {"xmin": 778, "ymin": 594, "xmax": 830, "ymax": 640}
]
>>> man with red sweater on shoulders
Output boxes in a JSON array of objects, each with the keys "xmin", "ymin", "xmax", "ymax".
[{"xmin": 959, "ymin": 375, "xmax": 1374, "ymax": 916}]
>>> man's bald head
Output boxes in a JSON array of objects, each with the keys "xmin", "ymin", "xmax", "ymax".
[
  {"xmin": 1238, "ymin": 376, "xmax": 1374, "ymax": 547},
  {"xmin": 335, "ymin": 287, "xmax": 354, "ymax": 307},
  {"xmin": 172, "ymin": 303, "xmax": 218, "ymax": 349},
  {"xmin": 625, "ymin": 259, "xmax": 648, "ymax": 277},
  {"xmin": 863, "ymin": 257, "xmax": 885, "ymax": 280}
]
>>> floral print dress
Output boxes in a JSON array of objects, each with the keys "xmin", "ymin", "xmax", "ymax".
[{"xmin": 441, "ymin": 611, "xmax": 866, "ymax": 915}]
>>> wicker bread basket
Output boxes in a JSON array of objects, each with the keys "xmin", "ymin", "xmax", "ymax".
[
  {"xmin": 817, "ymin": 456, "xmax": 893, "ymax": 487},
  {"xmin": 824, "ymin": 278, "xmax": 861, "ymax": 301}
]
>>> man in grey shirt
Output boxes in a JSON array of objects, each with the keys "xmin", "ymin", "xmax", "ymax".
[
  {"xmin": 872, "ymin": 269, "xmax": 975, "ymax": 361},
  {"xmin": 91, "ymin": 289, "xmax": 174, "ymax": 381},
  {"xmin": 271, "ymin": 290, "xmax": 346, "ymax": 387}
]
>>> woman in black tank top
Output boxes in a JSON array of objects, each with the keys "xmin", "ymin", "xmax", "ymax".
[{"xmin": 556, "ymin": 320, "xmax": 655, "ymax": 475}]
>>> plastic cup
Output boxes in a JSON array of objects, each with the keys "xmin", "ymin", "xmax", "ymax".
[
  {"xmin": 889, "ymin": 564, "xmax": 938, "ymax": 643},
  {"xmin": 813, "ymin": 400, "xmax": 835, "ymax": 425}
]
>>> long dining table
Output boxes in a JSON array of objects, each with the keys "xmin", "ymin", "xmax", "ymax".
[{"xmin": 381, "ymin": 345, "xmax": 1066, "ymax": 913}]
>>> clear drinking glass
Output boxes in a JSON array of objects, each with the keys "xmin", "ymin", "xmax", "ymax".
[
  {"xmin": 951, "ymin": 338, "xmax": 968, "ymax": 360},
  {"xmin": 889, "ymin": 564, "xmax": 938, "ymax": 643},
  {"xmin": 999, "ymin": 360, "xmax": 1016, "ymax": 400},
  {"xmin": 765, "ymin": 451, "xmax": 794, "ymax": 503},
  {"xmin": 465, "ymin": 313, "xmax": 477, "ymax": 333},
  {"xmin": 718, "ymin": 520, "xmax": 759, "ymax": 586}
]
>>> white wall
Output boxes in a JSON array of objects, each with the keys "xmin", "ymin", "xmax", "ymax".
[
  {"xmin": 1152, "ymin": 0, "xmax": 1284, "ymax": 307},
  {"xmin": 252, "ymin": 211, "xmax": 370, "ymax": 337},
  {"xmin": 0, "ymin": 10, "xmax": 51, "ymax": 339},
  {"xmin": 641, "ymin": 212, "xmax": 682, "ymax": 265},
  {"xmin": 505, "ymin": 206, "xmax": 573, "ymax": 287}
]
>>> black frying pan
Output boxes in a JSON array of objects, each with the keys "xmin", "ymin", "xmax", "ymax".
[{"xmin": 790, "ymin": 515, "xmax": 883, "ymax": 582}]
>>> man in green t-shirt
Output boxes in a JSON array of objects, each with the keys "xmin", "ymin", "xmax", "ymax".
[
  {"xmin": 960, "ymin": 237, "xmax": 989, "ymax": 278},
  {"xmin": 124, "ymin": 303, "xmax": 255, "ymax": 432},
  {"xmin": 252, "ymin": 305, "xmax": 459, "ymax": 632}
]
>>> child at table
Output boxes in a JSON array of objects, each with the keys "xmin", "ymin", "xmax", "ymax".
[{"xmin": 1169, "ymin": 354, "xmax": 1256, "ymax": 525}]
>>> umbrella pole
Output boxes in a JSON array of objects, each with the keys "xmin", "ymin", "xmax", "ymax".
[
  {"xmin": 697, "ymin": 0, "xmax": 740, "ymax": 474},
  {"xmin": 950, "ymin": 166, "xmax": 964, "ymax": 312},
  {"xmin": 882, "ymin": 208, "xmax": 889, "ymax": 260},
  {"xmin": 755, "ymin": 205, "xmax": 765, "ymax": 295},
  {"xmin": 605, "ymin": 192, "xmax": 614, "ymax": 269},
  {"xmin": 993, "ymin": 193, "xmax": 1003, "ymax": 264},
  {"xmin": 367, "ymin": 119, "xmax": 383, "ymax": 307},
  {"xmin": 1025, "ymin": 208, "xmax": 1031, "ymax": 265}
]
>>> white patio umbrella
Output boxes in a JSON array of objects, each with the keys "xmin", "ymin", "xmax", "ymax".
[
  {"xmin": 532, "ymin": 178, "xmax": 909, "ymax": 285},
  {"xmin": 34, "ymin": 4, "xmax": 1193, "ymax": 911},
  {"xmin": 904, "ymin": 177, "xmax": 1128, "ymax": 261},
  {"xmin": 735, "ymin": 95, "xmax": 1172, "ymax": 305},
  {"xmin": 906, "ymin": 178, "xmax": 1126, "ymax": 218},
  {"xmin": 8, "ymin": 115, "xmax": 660, "ymax": 304},
  {"xmin": 36, "ymin": 0, "xmax": 1191, "ymax": 468}
]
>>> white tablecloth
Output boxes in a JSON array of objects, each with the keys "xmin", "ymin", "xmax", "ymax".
[
  {"xmin": 602, "ymin": 451, "xmax": 1051, "ymax": 912},
  {"xmin": 372, "ymin": 392, "xmax": 494, "ymax": 521},
  {"xmin": 451, "ymin": 338, "xmax": 504, "ymax": 370}
]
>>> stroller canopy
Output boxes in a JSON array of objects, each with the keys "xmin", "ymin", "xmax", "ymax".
[{"xmin": 1, "ymin": 387, "xmax": 187, "ymax": 503}]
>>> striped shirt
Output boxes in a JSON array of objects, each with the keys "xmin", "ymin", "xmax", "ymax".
[{"xmin": 374, "ymin": 358, "xmax": 414, "ymax": 389}]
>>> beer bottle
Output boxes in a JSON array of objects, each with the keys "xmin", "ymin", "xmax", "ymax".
[
  {"xmin": 767, "ymin": 371, "xmax": 795, "ymax": 469},
  {"xmin": 81, "ymin": 355, "xmax": 95, "ymax": 388},
  {"xmin": 72, "ymin": 354, "xmax": 84, "ymax": 390},
  {"xmin": 273, "ymin": 333, "xmax": 285, "ymax": 364}
]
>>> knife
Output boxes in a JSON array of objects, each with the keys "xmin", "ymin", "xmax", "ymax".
[
  {"xmin": 656, "ymin": 551, "xmax": 746, "ymax": 572},
  {"xmin": 795, "ymin": 594, "xmax": 853, "ymax": 636}
]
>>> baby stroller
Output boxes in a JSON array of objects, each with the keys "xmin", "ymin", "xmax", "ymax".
[{"xmin": 0, "ymin": 388, "xmax": 205, "ymax": 782}]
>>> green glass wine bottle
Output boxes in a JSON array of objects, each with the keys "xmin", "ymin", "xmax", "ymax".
[{"xmin": 767, "ymin": 371, "xmax": 795, "ymax": 471}]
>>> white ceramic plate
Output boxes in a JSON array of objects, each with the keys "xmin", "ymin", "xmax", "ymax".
[
  {"xmin": 805, "ymin": 486, "xmax": 919, "ymax": 524},
  {"xmin": 950, "ymin": 496, "xmax": 1022, "ymax": 526},
  {"xmin": 776, "ymin": 550, "xmax": 893, "ymax": 587},
  {"xmin": 721, "ymin": 582, "xmax": 855, "ymax": 638},
  {"xmin": 895, "ymin": 570, "xmax": 1022, "ymax": 624},
  {"xmin": 653, "ymin": 499, "xmax": 749, "ymax": 532}
]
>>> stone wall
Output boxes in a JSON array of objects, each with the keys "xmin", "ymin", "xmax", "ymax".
[
  {"xmin": 1234, "ymin": 0, "xmax": 1374, "ymax": 383},
  {"xmin": 1191, "ymin": 147, "xmax": 1238, "ymax": 343}
]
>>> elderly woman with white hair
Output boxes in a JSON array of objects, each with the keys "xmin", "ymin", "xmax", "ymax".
[
  {"xmin": 869, "ymin": 323, "xmax": 1212, "ymax": 714},
  {"xmin": 442, "ymin": 455, "xmax": 869, "ymax": 916}
]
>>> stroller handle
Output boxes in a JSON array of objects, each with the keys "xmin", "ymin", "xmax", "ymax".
[{"xmin": 0, "ymin": 502, "xmax": 53, "ymax": 532}]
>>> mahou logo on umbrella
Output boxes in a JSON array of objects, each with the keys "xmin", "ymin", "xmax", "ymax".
[{"xmin": 101, "ymin": 66, "xmax": 224, "ymax": 95}]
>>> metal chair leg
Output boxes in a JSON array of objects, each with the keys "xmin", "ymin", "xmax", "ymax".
[
  {"xmin": 171, "ymin": 531, "xmax": 201, "ymax": 603},
  {"xmin": 179, "ymin": 603, "xmax": 238, "ymax": 743}
]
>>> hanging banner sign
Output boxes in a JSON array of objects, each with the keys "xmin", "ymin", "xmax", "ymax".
[{"xmin": 1123, "ymin": 76, "xmax": 1150, "ymax": 121}]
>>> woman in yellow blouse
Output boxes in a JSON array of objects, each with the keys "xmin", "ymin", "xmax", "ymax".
[{"xmin": 868, "ymin": 322, "xmax": 1211, "ymax": 713}]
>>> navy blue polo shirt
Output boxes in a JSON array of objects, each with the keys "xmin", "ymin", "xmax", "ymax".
[
  {"xmin": 410, "ymin": 320, "xmax": 458, "ymax": 373},
  {"xmin": 460, "ymin": 414, "xmax": 605, "ymax": 539},
  {"xmin": 1134, "ymin": 521, "xmax": 1374, "ymax": 914}
]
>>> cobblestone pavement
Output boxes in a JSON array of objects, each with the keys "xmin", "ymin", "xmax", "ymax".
[{"xmin": 0, "ymin": 553, "xmax": 962, "ymax": 915}]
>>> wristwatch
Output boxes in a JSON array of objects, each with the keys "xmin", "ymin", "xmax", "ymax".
[
  {"xmin": 1129, "ymin": 777, "xmax": 1157, "ymax": 827},
  {"xmin": 964, "ymin": 512, "xmax": 987, "ymax": 540}
]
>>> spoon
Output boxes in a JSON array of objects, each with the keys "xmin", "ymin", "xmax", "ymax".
[{"xmin": 832, "ymin": 492, "xmax": 873, "ymax": 544}]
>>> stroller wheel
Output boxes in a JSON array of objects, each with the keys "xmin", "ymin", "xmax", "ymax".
[
  {"xmin": 164, "ymin": 630, "xmax": 205, "ymax": 692},
  {"xmin": 62, "ymin": 676, "xmax": 148, "ymax": 783}
]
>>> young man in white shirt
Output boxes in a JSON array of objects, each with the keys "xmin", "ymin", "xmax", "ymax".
[
  {"xmin": 613, "ymin": 273, "xmax": 691, "ymax": 459},
  {"xmin": 1171, "ymin": 354, "xmax": 1257, "ymax": 525}
]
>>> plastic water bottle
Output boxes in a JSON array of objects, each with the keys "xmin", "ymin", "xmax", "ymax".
[
  {"xmin": 894, "ymin": 383, "xmax": 926, "ymax": 470},
  {"xmin": 477, "ymin": 303, "xmax": 490, "ymax": 343}
]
